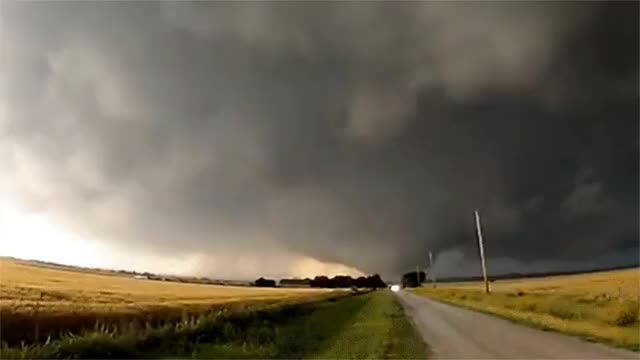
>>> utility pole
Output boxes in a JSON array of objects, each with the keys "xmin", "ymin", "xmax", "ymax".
[
  {"xmin": 416, "ymin": 265, "xmax": 421, "ymax": 286},
  {"xmin": 474, "ymin": 209, "xmax": 490, "ymax": 294},
  {"xmin": 428, "ymin": 251, "xmax": 436, "ymax": 287}
]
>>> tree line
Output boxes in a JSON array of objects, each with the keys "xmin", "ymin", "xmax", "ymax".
[
  {"xmin": 254, "ymin": 274, "xmax": 386, "ymax": 289},
  {"xmin": 310, "ymin": 274, "xmax": 386, "ymax": 288}
]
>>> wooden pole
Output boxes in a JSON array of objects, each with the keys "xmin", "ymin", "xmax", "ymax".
[
  {"xmin": 416, "ymin": 265, "xmax": 421, "ymax": 286},
  {"xmin": 474, "ymin": 210, "xmax": 490, "ymax": 294},
  {"xmin": 428, "ymin": 251, "xmax": 436, "ymax": 287}
]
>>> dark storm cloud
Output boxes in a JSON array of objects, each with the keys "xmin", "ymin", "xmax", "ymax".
[{"xmin": 1, "ymin": 1, "xmax": 637, "ymax": 278}]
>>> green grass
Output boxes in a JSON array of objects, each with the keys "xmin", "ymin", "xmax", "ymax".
[
  {"xmin": 309, "ymin": 291, "xmax": 429, "ymax": 359},
  {"xmin": 411, "ymin": 287, "xmax": 640, "ymax": 351},
  {"xmin": 189, "ymin": 290, "xmax": 371, "ymax": 359},
  {"xmin": 385, "ymin": 295, "xmax": 431, "ymax": 360},
  {"xmin": 1, "ymin": 291, "xmax": 429, "ymax": 359}
]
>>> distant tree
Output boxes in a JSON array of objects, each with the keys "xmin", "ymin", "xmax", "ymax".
[
  {"xmin": 310, "ymin": 274, "xmax": 387, "ymax": 289},
  {"xmin": 332, "ymin": 275, "xmax": 353, "ymax": 288},
  {"xmin": 366, "ymin": 274, "xmax": 386, "ymax": 289},
  {"xmin": 254, "ymin": 277, "xmax": 277, "ymax": 287},
  {"xmin": 402, "ymin": 271, "xmax": 426, "ymax": 288},
  {"xmin": 279, "ymin": 278, "xmax": 311, "ymax": 287},
  {"xmin": 310, "ymin": 275, "xmax": 330, "ymax": 288},
  {"xmin": 355, "ymin": 276, "xmax": 368, "ymax": 288}
]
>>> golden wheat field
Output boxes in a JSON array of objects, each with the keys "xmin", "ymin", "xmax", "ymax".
[
  {"xmin": 413, "ymin": 268, "xmax": 640, "ymax": 350},
  {"xmin": 440, "ymin": 268, "xmax": 639, "ymax": 299},
  {"xmin": 0, "ymin": 258, "xmax": 333, "ymax": 312},
  {"xmin": 0, "ymin": 258, "xmax": 340, "ymax": 344}
]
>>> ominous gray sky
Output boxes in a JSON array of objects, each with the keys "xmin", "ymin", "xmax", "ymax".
[{"xmin": 1, "ymin": 1, "xmax": 638, "ymax": 280}]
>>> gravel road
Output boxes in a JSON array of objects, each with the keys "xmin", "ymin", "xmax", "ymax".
[{"xmin": 396, "ymin": 291, "xmax": 638, "ymax": 359}]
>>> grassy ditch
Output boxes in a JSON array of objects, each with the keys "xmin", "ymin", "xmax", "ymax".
[
  {"xmin": 308, "ymin": 290, "xmax": 428, "ymax": 359},
  {"xmin": 411, "ymin": 286, "xmax": 639, "ymax": 351},
  {"xmin": 1, "ymin": 290, "xmax": 428, "ymax": 359}
]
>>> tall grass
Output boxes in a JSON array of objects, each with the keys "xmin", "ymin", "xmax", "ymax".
[
  {"xmin": 1, "ymin": 294, "xmax": 349, "ymax": 359},
  {"xmin": 0, "ymin": 295, "xmax": 342, "ymax": 346}
]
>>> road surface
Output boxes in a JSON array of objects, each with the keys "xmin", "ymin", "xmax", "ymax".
[{"xmin": 396, "ymin": 291, "xmax": 638, "ymax": 359}]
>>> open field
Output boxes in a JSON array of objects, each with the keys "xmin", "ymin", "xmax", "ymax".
[
  {"xmin": 411, "ymin": 268, "xmax": 640, "ymax": 350},
  {"xmin": 0, "ymin": 258, "xmax": 340, "ymax": 345},
  {"xmin": 2, "ymin": 257, "xmax": 252, "ymax": 287},
  {"xmin": 2, "ymin": 291, "xmax": 427, "ymax": 359}
]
